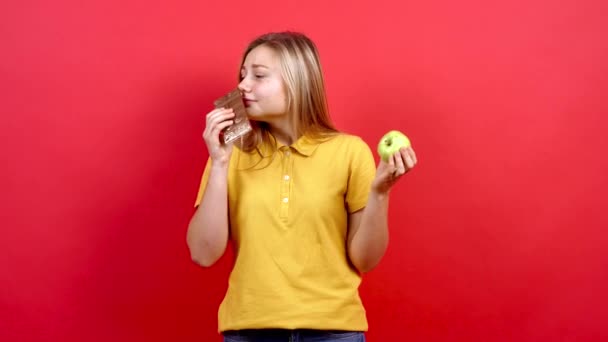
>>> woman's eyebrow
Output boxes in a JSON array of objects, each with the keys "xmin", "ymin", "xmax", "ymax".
[{"xmin": 241, "ymin": 64, "xmax": 269, "ymax": 71}]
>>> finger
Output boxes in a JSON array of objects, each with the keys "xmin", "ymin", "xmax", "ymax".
[
  {"xmin": 408, "ymin": 147, "xmax": 418, "ymax": 165},
  {"xmin": 204, "ymin": 108, "xmax": 233, "ymax": 136},
  {"xmin": 206, "ymin": 108, "xmax": 233, "ymax": 123},
  {"xmin": 205, "ymin": 108, "xmax": 226, "ymax": 121},
  {"xmin": 210, "ymin": 119, "xmax": 234, "ymax": 139},
  {"xmin": 394, "ymin": 151, "xmax": 406, "ymax": 175},
  {"xmin": 205, "ymin": 111, "xmax": 235, "ymax": 136},
  {"xmin": 401, "ymin": 148, "xmax": 414, "ymax": 169},
  {"xmin": 387, "ymin": 149, "xmax": 396, "ymax": 171},
  {"xmin": 207, "ymin": 108, "xmax": 234, "ymax": 124},
  {"xmin": 205, "ymin": 120, "xmax": 234, "ymax": 145}
]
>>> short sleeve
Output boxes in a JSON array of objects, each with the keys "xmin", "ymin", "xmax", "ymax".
[{"xmin": 345, "ymin": 137, "xmax": 376, "ymax": 213}]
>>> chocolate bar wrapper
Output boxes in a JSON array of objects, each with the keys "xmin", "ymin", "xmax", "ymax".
[{"xmin": 213, "ymin": 89, "xmax": 252, "ymax": 144}]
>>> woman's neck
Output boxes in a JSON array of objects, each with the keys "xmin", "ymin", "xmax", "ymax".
[{"xmin": 266, "ymin": 118, "xmax": 298, "ymax": 146}]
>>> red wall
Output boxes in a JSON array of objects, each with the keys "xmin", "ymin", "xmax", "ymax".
[{"xmin": 2, "ymin": 0, "xmax": 607, "ymax": 341}]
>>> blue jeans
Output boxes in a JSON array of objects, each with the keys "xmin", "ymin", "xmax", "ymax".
[{"xmin": 223, "ymin": 329, "xmax": 365, "ymax": 342}]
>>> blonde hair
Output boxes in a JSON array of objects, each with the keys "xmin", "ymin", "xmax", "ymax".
[{"xmin": 237, "ymin": 32, "xmax": 338, "ymax": 152}]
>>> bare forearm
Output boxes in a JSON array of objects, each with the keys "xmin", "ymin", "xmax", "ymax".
[
  {"xmin": 186, "ymin": 165, "xmax": 230, "ymax": 267},
  {"xmin": 349, "ymin": 190, "xmax": 390, "ymax": 273}
]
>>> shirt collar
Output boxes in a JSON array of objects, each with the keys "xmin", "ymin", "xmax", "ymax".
[{"xmin": 256, "ymin": 134, "xmax": 325, "ymax": 158}]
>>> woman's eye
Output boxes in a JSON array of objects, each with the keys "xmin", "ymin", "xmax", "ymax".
[{"xmin": 255, "ymin": 74, "xmax": 265, "ymax": 79}]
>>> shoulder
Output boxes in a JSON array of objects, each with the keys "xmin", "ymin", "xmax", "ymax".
[
  {"xmin": 319, "ymin": 133, "xmax": 374, "ymax": 160},
  {"xmin": 322, "ymin": 133, "xmax": 371, "ymax": 150},
  {"xmin": 313, "ymin": 133, "xmax": 375, "ymax": 167}
]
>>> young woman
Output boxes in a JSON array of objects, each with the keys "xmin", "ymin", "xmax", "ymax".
[{"xmin": 187, "ymin": 32, "xmax": 417, "ymax": 342}]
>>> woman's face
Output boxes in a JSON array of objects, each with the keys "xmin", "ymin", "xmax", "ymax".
[{"xmin": 238, "ymin": 45, "xmax": 287, "ymax": 121}]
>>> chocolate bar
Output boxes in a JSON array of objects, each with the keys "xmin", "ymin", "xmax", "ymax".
[{"xmin": 213, "ymin": 89, "xmax": 252, "ymax": 144}]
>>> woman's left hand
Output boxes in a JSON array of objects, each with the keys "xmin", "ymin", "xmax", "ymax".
[{"xmin": 371, "ymin": 146, "xmax": 418, "ymax": 194}]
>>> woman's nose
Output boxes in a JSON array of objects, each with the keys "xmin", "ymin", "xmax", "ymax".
[{"xmin": 238, "ymin": 78, "xmax": 250, "ymax": 93}]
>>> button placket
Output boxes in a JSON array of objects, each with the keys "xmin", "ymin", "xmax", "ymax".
[{"xmin": 279, "ymin": 147, "xmax": 292, "ymax": 219}]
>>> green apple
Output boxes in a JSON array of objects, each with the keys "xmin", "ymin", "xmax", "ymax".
[{"xmin": 377, "ymin": 130, "xmax": 411, "ymax": 162}]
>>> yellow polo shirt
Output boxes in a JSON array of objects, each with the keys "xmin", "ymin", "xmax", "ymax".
[{"xmin": 194, "ymin": 133, "xmax": 376, "ymax": 332}]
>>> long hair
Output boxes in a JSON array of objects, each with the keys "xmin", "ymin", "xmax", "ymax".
[{"xmin": 237, "ymin": 32, "xmax": 338, "ymax": 152}]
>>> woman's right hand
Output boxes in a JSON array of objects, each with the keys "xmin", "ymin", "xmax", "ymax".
[{"xmin": 202, "ymin": 107, "xmax": 235, "ymax": 166}]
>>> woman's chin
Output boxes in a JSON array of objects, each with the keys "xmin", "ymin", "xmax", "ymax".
[
  {"xmin": 244, "ymin": 110, "xmax": 284, "ymax": 123},
  {"xmin": 245, "ymin": 111, "xmax": 268, "ymax": 121},
  {"xmin": 245, "ymin": 108, "xmax": 259, "ymax": 118}
]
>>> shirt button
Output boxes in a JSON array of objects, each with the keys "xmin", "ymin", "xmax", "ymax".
[
  {"xmin": 282, "ymin": 197, "xmax": 289, "ymax": 203},
  {"xmin": 285, "ymin": 151, "xmax": 291, "ymax": 157},
  {"xmin": 284, "ymin": 175, "xmax": 290, "ymax": 181}
]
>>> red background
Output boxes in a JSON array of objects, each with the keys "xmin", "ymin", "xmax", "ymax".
[{"xmin": 2, "ymin": 0, "xmax": 607, "ymax": 341}]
